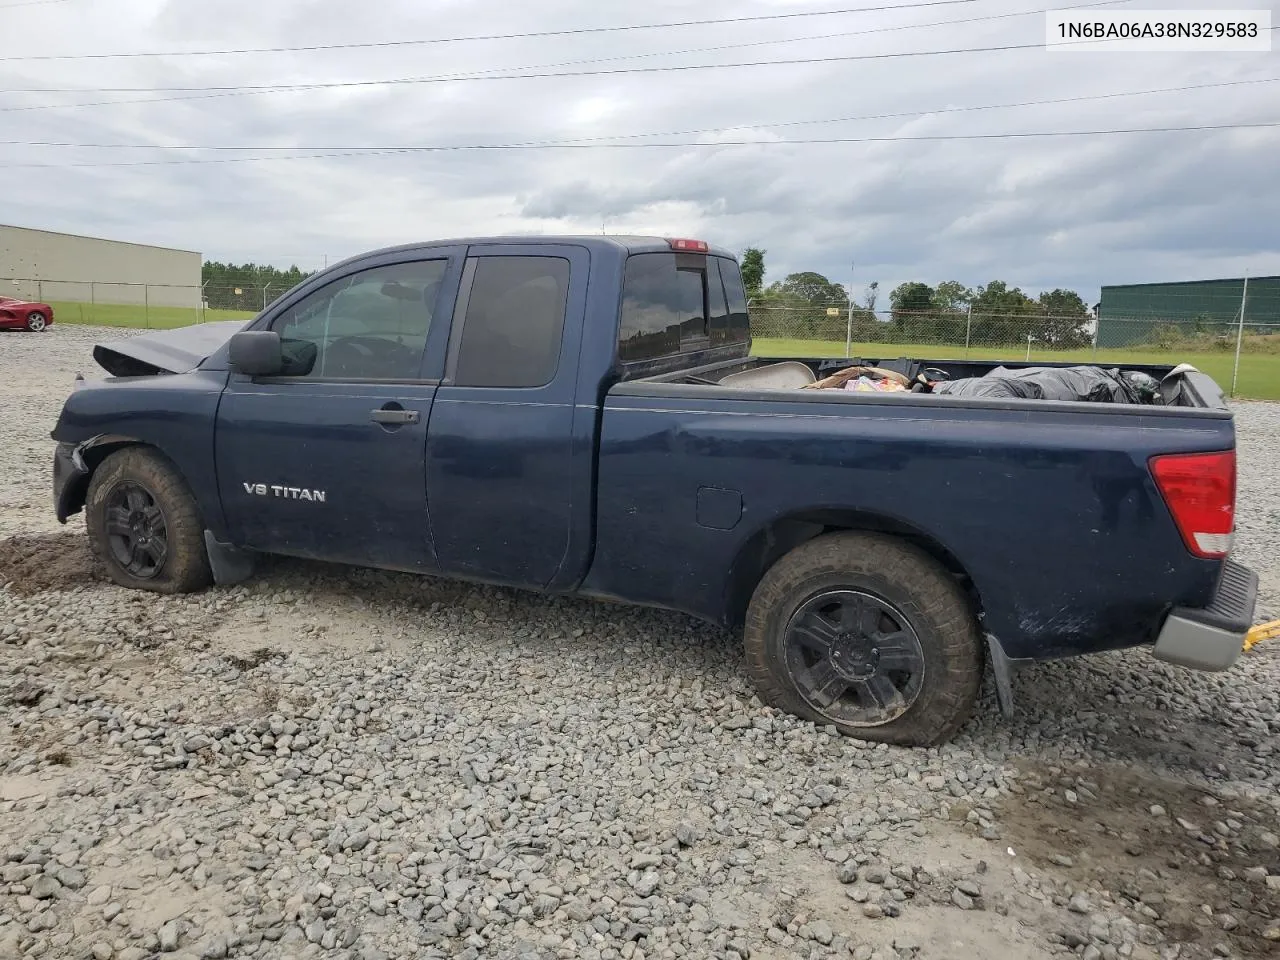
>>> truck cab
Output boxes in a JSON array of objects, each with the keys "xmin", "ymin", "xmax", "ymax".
[{"xmin": 58, "ymin": 237, "xmax": 738, "ymax": 591}]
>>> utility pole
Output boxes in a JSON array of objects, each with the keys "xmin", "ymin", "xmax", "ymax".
[
  {"xmin": 845, "ymin": 260, "xmax": 855, "ymax": 359},
  {"xmin": 1231, "ymin": 273, "xmax": 1249, "ymax": 397}
]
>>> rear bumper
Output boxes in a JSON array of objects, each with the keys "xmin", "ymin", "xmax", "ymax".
[{"xmin": 1153, "ymin": 559, "xmax": 1258, "ymax": 671}]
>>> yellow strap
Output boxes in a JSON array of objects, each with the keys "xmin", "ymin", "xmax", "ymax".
[{"xmin": 1244, "ymin": 619, "xmax": 1280, "ymax": 652}]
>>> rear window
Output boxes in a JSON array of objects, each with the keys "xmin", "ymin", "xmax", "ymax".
[
  {"xmin": 619, "ymin": 253, "xmax": 749, "ymax": 363},
  {"xmin": 715, "ymin": 259, "xmax": 751, "ymax": 345}
]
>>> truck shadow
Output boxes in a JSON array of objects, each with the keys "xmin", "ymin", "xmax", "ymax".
[
  {"xmin": 246, "ymin": 550, "xmax": 754, "ymax": 690},
  {"xmin": 967, "ymin": 651, "xmax": 1269, "ymax": 782}
]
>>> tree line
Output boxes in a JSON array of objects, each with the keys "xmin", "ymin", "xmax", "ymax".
[
  {"xmin": 202, "ymin": 262, "xmax": 315, "ymax": 310},
  {"xmin": 740, "ymin": 247, "xmax": 1094, "ymax": 348}
]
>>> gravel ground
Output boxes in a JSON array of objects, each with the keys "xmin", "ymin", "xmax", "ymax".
[{"xmin": 2, "ymin": 325, "xmax": 1279, "ymax": 960}]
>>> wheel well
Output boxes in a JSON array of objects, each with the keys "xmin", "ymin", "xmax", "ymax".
[
  {"xmin": 61, "ymin": 439, "xmax": 143, "ymax": 520},
  {"xmin": 723, "ymin": 510, "xmax": 982, "ymax": 629}
]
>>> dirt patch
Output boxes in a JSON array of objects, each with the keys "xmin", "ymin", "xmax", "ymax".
[
  {"xmin": 751, "ymin": 830, "xmax": 1060, "ymax": 960},
  {"xmin": 224, "ymin": 646, "xmax": 286, "ymax": 670},
  {"xmin": 3, "ymin": 678, "xmax": 48, "ymax": 706},
  {"xmin": 0, "ymin": 531, "xmax": 101, "ymax": 594},
  {"xmin": 1000, "ymin": 762, "xmax": 1280, "ymax": 956}
]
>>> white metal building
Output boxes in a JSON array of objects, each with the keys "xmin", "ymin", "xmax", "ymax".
[{"xmin": 0, "ymin": 223, "xmax": 202, "ymax": 308}]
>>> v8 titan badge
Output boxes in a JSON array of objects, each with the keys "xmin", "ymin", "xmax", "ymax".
[{"xmin": 243, "ymin": 482, "xmax": 327, "ymax": 503}]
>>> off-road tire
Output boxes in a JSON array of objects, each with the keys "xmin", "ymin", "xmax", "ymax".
[
  {"xmin": 85, "ymin": 447, "xmax": 213, "ymax": 594},
  {"xmin": 744, "ymin": 531, "xmax": 981, "ymax": 746}
]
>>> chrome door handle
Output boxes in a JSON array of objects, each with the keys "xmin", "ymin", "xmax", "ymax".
[{"xmin": 370, "ymin": 408, "xmax": 419, "ymax": 425}]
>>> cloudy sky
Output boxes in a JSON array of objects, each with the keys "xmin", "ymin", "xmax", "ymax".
[{"xmin": 1, "ymin": 0, "xmax": 1276, "ymax": 302}]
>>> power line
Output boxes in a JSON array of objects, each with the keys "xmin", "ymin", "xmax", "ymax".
[
  {"xmin": 15, "ymin": 8, "xmax": 1258, "ymax": 100},
  {"xmin": 0, "ymin": 0, "xmax": 1135, "ymax": 75},
  {"xmin": 0, "ymin": 38, "xmax": 1133, "ymax": 95},
  {"xmin": 2, "ymin": 120, "xmax": 1274, "ymax": 169},
  {"xmin": 282, "ymin": 0, "xmax": 1135, "ymax": 95},
  {"xmin": 0, "ymin": 0, "xmax": 1138, "ymax": 112},
  {"xmin": 3, "ymin": 7, "xmax": 1265, "ymax": 114},
  {"xmin": 0, "ymin": 0, "xmax": 70, "ymax": 7},
  {"xmin": 0, "ymin": 0, "xmax": 978, "ymax": 61},
  {"xmin": 5, "ymin": 76, "xmax": 1274, "ymax": 151},
  {"xmin": 1, "ymin": 0, "xmax": 1139, "ymax": 104},
  {"xmin": 1, "ymin": 12, "xmax": 1043, "ymax": 100},
  {"xmin": 0, "ymin": 1, "xmax": 1150, "ymax": 114}
]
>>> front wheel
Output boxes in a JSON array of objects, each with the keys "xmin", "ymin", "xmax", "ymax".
[
  {"xmin": 85, "ymin": 447, "xmax": 212, "ymax": 594},
  {"xmin": 26, "ymin": 312, "xmax": 47, "ymax": 332},
  {"xmin": 744, "ymin": 532, "xmax": 981, "ymax": 746}
]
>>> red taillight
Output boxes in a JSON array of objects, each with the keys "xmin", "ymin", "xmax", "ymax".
[
  {"xmin": 1149, "ymin": 451, "xmax": 1235, "ymax": 559},
  {"xmin": 667, "ymin": 238, "xmax": 709, "ymax": 253}
]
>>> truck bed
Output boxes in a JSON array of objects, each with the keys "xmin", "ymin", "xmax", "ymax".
[
  {"xmin": 584, "ymin": 352, "xmax": 1235, "ymax": 661},
  {"xmin": 631, "ymin": 353, "xmax": 1229, "ymax": 410}
]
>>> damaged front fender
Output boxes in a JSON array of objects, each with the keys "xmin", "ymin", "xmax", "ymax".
[
  {"xmin": 52, "ymin": 440, "xmax": 89, "ymax": 523},
  {"xmin": 51, "ymin": 434, "xmax": 139, "ymax": 523}
]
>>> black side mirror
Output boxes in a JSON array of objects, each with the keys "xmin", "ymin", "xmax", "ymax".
[{"xmin": 228, "ymin": 331, "xmax": 284, "ymax": 376}]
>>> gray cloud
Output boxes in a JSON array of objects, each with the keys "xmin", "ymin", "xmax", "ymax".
[{"xmin": 1, "ymin": 0, "xmax": 1276, "ymax": 302}]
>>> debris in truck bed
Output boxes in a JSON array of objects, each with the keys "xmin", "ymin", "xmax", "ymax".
[
  {"xmin": 717, "ymin": 360, "xmax": 816, "ymax": 389},
  {"xmin": 803, "ymin": 365, "xmax": 911, "ymax": 391},
  {"xmin": 931, "ymin": 365, "xmax": 1166, "ymax": 404},
  {"xmin": 929, "ymin": 372, "xmax": 1044, "ymax": 400},
  {"xmin": 843, "ymin": 376, "xmax": 907, "ymax": 392},
  {"xmin": 1119, "ymin": 370, "xmax": 1161, "ymax": 403}
]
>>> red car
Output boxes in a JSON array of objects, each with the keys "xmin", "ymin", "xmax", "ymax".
[{"xmin": 0, "ymin": 296, "xmax": 54, "ymax": 331}]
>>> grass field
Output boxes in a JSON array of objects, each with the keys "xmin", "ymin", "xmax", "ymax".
[
  {"xmin": 48, "ymin": 300, "xmax": 256, "ymax": 329},
  {"xmin": 752, "ymin": 338, "xmax": 1280, "ymax": 401}
]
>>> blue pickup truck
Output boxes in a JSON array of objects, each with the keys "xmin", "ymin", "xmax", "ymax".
[{"xmin": 50, "ymin": 236, "xmax": 1257, "ymax": 745}]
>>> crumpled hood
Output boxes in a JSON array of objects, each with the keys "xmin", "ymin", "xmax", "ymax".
[{"xmin": 93, "ymin": 319, "xmax": 249, "ymax": 377}]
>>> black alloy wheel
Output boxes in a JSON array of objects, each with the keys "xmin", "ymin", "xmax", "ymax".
[
  {"xmin": 783, "ymin": 589, "xmax": 926, "ymax": 726},
  {"xmin": 103, "ymin": 481, "xmax": 169, "ymax": 579}
]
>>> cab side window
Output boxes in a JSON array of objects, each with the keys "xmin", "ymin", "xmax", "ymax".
[
  {"xmin": 452, "ymin": 256, "xmax": 571, "ymax": 388},
  {"xmin": 269, "ymin": 259, "xmax": 448, "ymax": 380}
]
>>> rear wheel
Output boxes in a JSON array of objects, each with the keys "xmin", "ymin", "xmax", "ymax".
[
  {"xmin": 86, "ymin": 448, "xmax": 212, "ymax": 594},
  {"xmin": 26, "ymin": 312, "xmax": 47, "ymax": 332},
  {"xmin": 744, "ymin": 531, "xmax": 981, "ymax": 746}
]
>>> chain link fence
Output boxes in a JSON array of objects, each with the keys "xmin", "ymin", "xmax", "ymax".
[
  {"xmin": 748, "ymin": 303, "xmax": 1280, "ymax": 400},
  {"xmin": 5, "ymin": 275, "xmax": 1277, "ymax": 400},
  {"xmin": 749, "ymin": 304, "xmax": 1095, "ymax": 355},
  {"xmin": 2, "ymin": 277, "xmax": 282, "ymax": 329}
]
